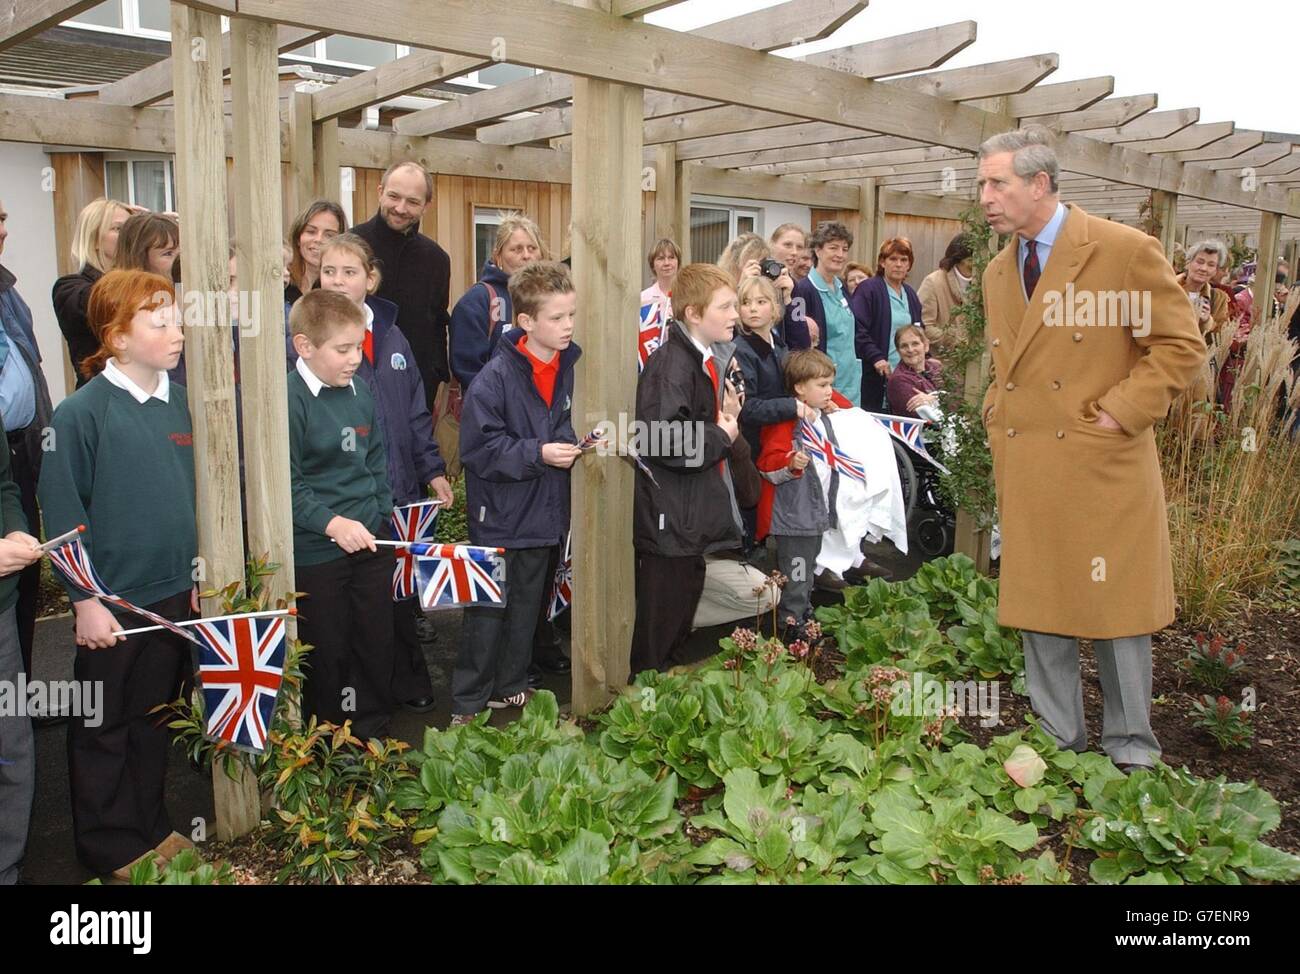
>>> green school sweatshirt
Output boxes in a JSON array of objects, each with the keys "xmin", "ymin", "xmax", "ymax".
[
  {"xmin": 37, "ymin": 373, "xmax": 197, "ymax": 606},
  {"xmin": 288, "ymin": 369, "xmax": 393, "ymax": 565}
]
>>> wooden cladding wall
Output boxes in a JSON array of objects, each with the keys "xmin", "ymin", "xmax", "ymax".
[{"xmin": 349, "ymin": 168, "xmax": 573, "ymax": 303}]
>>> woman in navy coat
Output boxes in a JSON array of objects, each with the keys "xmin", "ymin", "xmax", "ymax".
[{"xmin": 849, "ymin": 237, "xmax": 923, "ymax": 411}]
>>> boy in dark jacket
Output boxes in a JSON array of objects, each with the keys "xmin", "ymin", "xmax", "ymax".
[
  {"xmin": 288, "ymin": 290, "xmax": 397, "ymax": 740},
  {"xmin": 630, "ymin": 264, "xmax": 744, "ymax": 677},
  {"xmin": 451, "ymin": 262, "xmax": 581, "ymax": 724}
]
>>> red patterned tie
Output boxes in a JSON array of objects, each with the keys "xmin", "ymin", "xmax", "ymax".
[{"xmin": 1023, "ymin": 238, "xmax": 1041, "ymax": 300}]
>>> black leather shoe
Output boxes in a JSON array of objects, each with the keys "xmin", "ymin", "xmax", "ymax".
[
  {"xmin": 404, "ymin": 696, "xmax": 437, "ymax": 714},
  {"xmin": 527, "ymin": 665, "xmax": 545, "ymax": 689}
]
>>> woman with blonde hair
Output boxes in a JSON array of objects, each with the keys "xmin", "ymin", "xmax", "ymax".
[
  {"xmin": 718, "ymin": 232, "xmax": 796, "ymax": 337},
  {"xmin": 52, "ymin": 198, "xmax": 132, "ymax": 388},
  {"xmin": 449, "ymin": 212, "xmax": 545, "ymax": 390}
]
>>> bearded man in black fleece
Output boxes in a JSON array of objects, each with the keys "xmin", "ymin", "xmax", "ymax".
[{"xmin": 353, "ymin": 161, "xmax": 452, "ymax": 407}]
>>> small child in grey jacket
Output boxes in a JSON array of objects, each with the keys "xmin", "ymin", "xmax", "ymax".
[{"xmin": 754, "ymin": 349, "xmax": 844, "ymax": 641}]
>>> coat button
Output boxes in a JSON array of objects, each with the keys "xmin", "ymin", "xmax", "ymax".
[
  {"xmin": 1051, "ymin": 380, "xmax": 1061, "ymax": 390},
  {"xmin": 1072, "ymin": 332, "xmax": 1083, "ymax": 342},
  {"xmin": 991, "ymin": 338, "xmax": 1001, "ymax": 347},
  {"xmin": 1005, "ymin": 382, "xmax": 1015, "ymax": 391},
  {"xmin": 1007, "ymin": 428, "xmax": 1017, "ymax": 438},
  {"xmin": 1056, "ymin": 430, "xmax": 1065, "ymax": 439}
]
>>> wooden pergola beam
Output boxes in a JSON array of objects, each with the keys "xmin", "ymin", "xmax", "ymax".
[
  {"xmin": 1198, "ymin": 142, "xmax": 1293, "ymax": 171},
  {"xmin": 394, "ymin": 68, "xmax": 573, "ymax": 136},
  {"xmin": 406, "ymin": 0, "xmax": 861, "ymax": 142},
  {"xmin": 1030, "ymin": 94, "xmax": 1158, "ymax": 133},
  {"xmin": 0, "ymin": 0, "xmax": 102, "ymax": 51},
  {"xmin": 98, "ymin": 26, "xmax": 325, "ymax": 107},
  {"xmin": 1088, "ymin": 108, "xmax": 1200, "ymax": 144},
  {"xmin": 1125, "ymin": 121, "xmax": 1235, "ymax": 154},
  {"xmin": 752, "ymin": 144, "xmax": 969, "ymax": 177},
  {"xmin": 1168, "ymin": 130, "xmax": 1264, "ymax": 163},
  {"xmin": 311, "ymin": 51, "xmax": 491, "ymax": 123},
  {"xmin": 803, "ymin": 20, "xmax": 976, "ymax": 76},
  {"xmin": 708, "ymin": 134, "xmax": 923, "ymax": 169},
  {"xmin": 969, "ymin": 76, "xmax": 1115, "ymax": 116},
  {"xmin": 886, "ymin": 53, "xmax": 1059, "ymax": 101}
]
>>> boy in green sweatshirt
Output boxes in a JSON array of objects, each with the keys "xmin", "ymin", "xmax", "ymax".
[{"xmin": 288, "ymin": 290, "xmax": 397, "ymax": 739}]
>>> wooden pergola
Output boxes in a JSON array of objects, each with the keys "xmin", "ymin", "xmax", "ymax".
[{"xmin": 4, "ymin": 0, "xmax": 1299, "ymax": 838}]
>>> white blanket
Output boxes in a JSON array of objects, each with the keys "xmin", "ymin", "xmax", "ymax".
[{"xmin": 813, "ymin": 407, "xmax": 909, "ymax": 573}]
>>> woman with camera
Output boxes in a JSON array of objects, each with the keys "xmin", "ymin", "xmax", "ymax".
[{"xmin": 717, "ymin": 232, "xmax": 798, "ymax": 336}]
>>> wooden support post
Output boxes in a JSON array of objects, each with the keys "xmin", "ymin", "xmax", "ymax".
[
  {"xmin": 313, "ymin": 119, "xmax": 340, "ymax": 201},
  {"xmin": 856, "ymin": 177, "xmax": 883, "ymax": 266},
  {"xmin": 953, "ymin": 228, "xmax": 996, "ymax": 573},
  {"xmin": 287, "ymin": 89, "xmax": 315, "ymax": 217},
  {"xmin": 675, "ymin": 158, "xmax": 692, "ymax": 264},
  {"xmin": 170, "ymin": 2, "xmax": 253, "ymax": 842},
  {"xmin": 1284, "ymin": 238, "xmax": 1298, "ymax": 284},
  {"xmin": 1150, "ymin": 189, "xmax": 1178, "ymax": 260},
  {"xmin": 570, "ymin": 74, "xmax": 643, "ymax": 714},
  {"xmin": 1252, "ymin": 209, "xmax": 1282, "ymax": 320},
  {"xmin": 652, "ymin": 143, "xmax": 678, "ymax": 244},
  {"xmin": 230, "ymin": 16, "xmax": 297, "ymax": 708}
]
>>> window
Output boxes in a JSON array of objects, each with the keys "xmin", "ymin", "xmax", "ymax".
[
  {"xmin": 467, "ymin": 64, "xmax": 540, "ymax": 89},
  {"xmin": 69, "ymin": 1, "xmax": 123, "ymax": 29},
  {"xmin": 105, "ymin": 158, "xmax": 176, "ymax": 212},
  {"xmin": 690, "ymin": 204, "xmax": 761, "ymax": 265},
  {"xmin": 68, "ymin": 0, "xmax": 169, "ymax": 37},
  {"xmin": 286, "ymin": 36, "xmax": 409, "ymax": 70},
  {"xmin": 473, "ymin": 208, "xmax": 505, "ymax": 276}
]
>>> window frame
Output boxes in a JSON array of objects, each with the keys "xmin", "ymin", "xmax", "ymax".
[{"xmin": 104, "ymin": 155, "xmax": 177, "ymax": 212}]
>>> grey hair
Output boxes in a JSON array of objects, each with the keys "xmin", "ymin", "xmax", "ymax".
[
  {"xmin": 1186, "ymin": 239, "xmax": 1228, "ymax": 268},
  {"xmin": 978, "ymin": 125, "xmax": 1059, "ymax": 193},
  {"xmin": 809, "ymin": 220, "xmax": 854, "ymax": 253}
]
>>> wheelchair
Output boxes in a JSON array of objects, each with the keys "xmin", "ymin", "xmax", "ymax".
[{"xmin": 887, "ymin": 422, "xmax": 956, "ymax": 559}]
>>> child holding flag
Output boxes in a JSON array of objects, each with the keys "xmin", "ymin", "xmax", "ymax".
[
  {"xmin": 37, "ymin": 269, "xmax": 198, "ymax": 879},
  {"xmin": 755, "ymin": 349, "xmax": 842, "ymax": 642},
  {"xmin": 312, "ymin": 233, "xmax": 452, "ymax": 713},
  {"xmin": 451, "ymin": 261, "xmax": 581, "ymax": 725},
  {"xmin": 288, "ymin": 289, "xmax": 397, "ymax": 740}
]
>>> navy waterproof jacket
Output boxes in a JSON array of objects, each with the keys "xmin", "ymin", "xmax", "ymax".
[
  {"xmin": 459, "ymin": 330, "xmax": 580, "ymax": 549},
  {"xmin": 286, "ymin": 295, "xmax": 445, "ymax": 506},
  {"xmin": 449, "ymin": 261, "xmax": 513, "ymax": 390}
]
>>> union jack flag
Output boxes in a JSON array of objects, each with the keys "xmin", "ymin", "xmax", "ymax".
[
  {"xmin": 577, "ymin": 428, "xmax": 606, "ymax": 451},
  {"xmin": 415, "ymin": 544, "xmax": 506, "ymax": 611},
  {"xmin": 638, "ymin": 301, "xmax": 666, "ymax": 371},
  {"xmin": 192, "ymin": 614, "xmax": 286, "ymax": 754},
  {"xmin": 798, "ymin": 419, "xmax": 867, "ymax": 485},
  {"xmin": 870, "ymin": 413, "xmax": 951, "ymax": 476},
  {"xmin": 391, "ymin": 500, "xmax": 441, "ymax": 600},
  {"xmin": 548, "ymin": 533, "xmax": 572, "ymax": 621},
  {"xmin": 47, "ymin": 538, "xmax": 200, "ymax": 645}
]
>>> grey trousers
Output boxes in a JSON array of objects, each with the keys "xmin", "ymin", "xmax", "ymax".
[
  {"xmin": 0, "ymin": 606, "xmax": 32, "ymax": 885},
  {"xmin": 775, "ymin": 535, "xmax": 821, "ymax": 629},
  {"xmin": 451, "ymin": 545, "xmax": 553, "ymax": 715},
  {"xmin": 1022, "ymin": 629, "xmax": 1160, "ymax": 767}
]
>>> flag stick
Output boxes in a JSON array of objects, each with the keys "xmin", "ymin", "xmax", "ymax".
[
  {"xmin": 335, "ymin": 539, "xmax": 506, "ymax": 554},
  {"xmin": 111, "ymin": 607, "xmax": 297, "ymax": 639},
  {"xmin": 38, "ymin": 524, "xmax": 86, "ymax": 552}
]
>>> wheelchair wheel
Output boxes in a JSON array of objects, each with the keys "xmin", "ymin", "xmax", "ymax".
[
  {"xmin": 892, "ymin": 438, "xmax": 918, "ymax": 526},
  {"xmin": 915, "ymin": 512, "xmax": 953, "ymax": 558}
]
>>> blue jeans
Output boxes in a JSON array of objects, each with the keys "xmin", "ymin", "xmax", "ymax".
[{"xmin": 0, "ymin": 606, "xmax": 32, "ymax": 884}]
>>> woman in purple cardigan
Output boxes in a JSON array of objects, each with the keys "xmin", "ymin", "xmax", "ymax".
[{"xmin": 850, "ymin": 237, "xmax": 923, "ymax": 410}]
